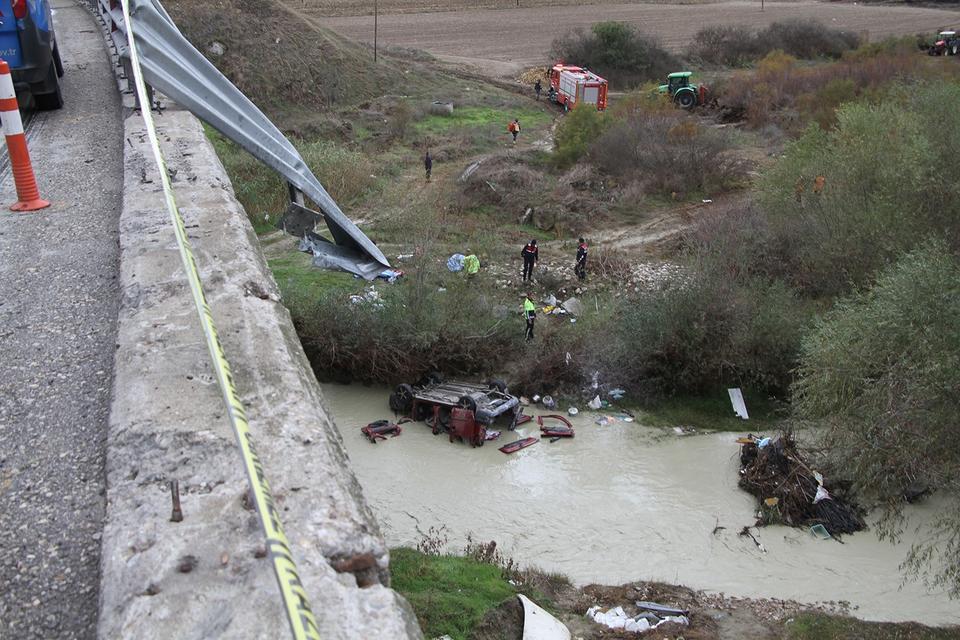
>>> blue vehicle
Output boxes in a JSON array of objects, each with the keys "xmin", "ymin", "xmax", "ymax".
[{"xmin": 0, "ymin": 0, "xmax": 62, "ymax": 110}]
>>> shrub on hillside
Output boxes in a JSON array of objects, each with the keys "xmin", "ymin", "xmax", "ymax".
[
  {"xmin": 587, "ymin": 112, "xmax": 747, "ymax": 196},
  {"xmin": 608, "ymin": 271, "xmax": 805, "ymax": 397},
  {"xmin": 690, "ymin": 19, "xmax": 859, "ymax": 66},
  {"xmin": 714, "ymin": 43, "xmax": 960, "ymax": 129},
  {"xmin": 793, "ymin": 239, "xmax": 960, "ymax": 597},
  {"xmin": 552, "ymin": 106, "xmax": 609, "ymax": 168},
  {"xmin": 292, "ymin": 264, "xmax": 522, "ymax": 384},
  {"xmin": 758, "ymin": 90, "xmax": 960, "ymax": 296},
  {"xmin": 551, "ymin": 22, "xmax": 680, "ymax": 87}
]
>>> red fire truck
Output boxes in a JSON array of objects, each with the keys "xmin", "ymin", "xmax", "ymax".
[{"xmin": 547, "ymin": 63, "xmax": 608, "ymax": 112}]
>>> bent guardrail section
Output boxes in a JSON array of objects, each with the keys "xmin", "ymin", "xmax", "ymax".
[{"xmin": 95, "ymin": 0, "xmax": 389, "ymax": 279}]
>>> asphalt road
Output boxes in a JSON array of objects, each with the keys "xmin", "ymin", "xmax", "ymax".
[{"xmin": 0, "ymin": 1, "xmax": 123, "ymax": 638}]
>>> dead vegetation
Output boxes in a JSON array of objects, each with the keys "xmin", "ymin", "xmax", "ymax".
[{"xmin": 739, "ymin": 433, "xmax": 866, "ymax": 537}]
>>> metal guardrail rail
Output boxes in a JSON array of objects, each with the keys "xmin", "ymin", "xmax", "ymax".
[{"xmin": 95, "ymin": 0, "xmax": 389, "ymax": 279}]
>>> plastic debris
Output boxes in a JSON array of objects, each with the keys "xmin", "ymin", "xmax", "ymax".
[
  {"xmin": 532, "ymin": 394, "xmax": 541, "ymax": 403},
  {"xmin": 585, "ymin": 605, "xmax": 688, "ymax": 634},
  {"xmin": 567, "ymin": 407, "xmax": 579, "ymax": 416},
  {"xmin": 728, "ymin": 387, "xmax": 749, "ymax": 419},
  {"xmin": 542, "ymin": 395, "xmax": 557, "ymax": 410},
  {"xmin": 810, "ymin": 524, "xmax": 832, "ymax": 540},
  {"xmin": 446, "ymin": 253, "xmax": 465, "ymax": 272},
  {"xmin": 588, "ymin": 395, "xmax": 602, "ymax": 410},
  {"xmin": 609, "ymin": 388, "xmax": 626, "ymax": 400}
]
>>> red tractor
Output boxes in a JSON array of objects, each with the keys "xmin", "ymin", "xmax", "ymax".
[{"xmin": 547, "ymin": 63, "xmax": 608, "ymax": 112}]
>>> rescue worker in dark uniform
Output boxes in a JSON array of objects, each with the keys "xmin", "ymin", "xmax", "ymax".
[
  {"xmin": 575, "ymin": 237, "xmax": 588, "ymax": 281},
  {"xmin": 521, "ymin": 239, "xmax": 538, "ymax": 282}
]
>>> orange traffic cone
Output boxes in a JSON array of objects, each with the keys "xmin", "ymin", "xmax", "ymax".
[{"xmin": 0, "ymin": 60, "xmax": 49, "ymax": 212}]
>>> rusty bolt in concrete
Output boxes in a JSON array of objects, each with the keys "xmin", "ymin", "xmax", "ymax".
[{"xmin": 170, "ymin": 480, "xmax": 183, "ymax": 523}]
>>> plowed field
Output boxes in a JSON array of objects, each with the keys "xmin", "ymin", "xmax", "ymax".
[{"xmin": 306, "ymin": 0, "xmax": 960, "ymax": 76}]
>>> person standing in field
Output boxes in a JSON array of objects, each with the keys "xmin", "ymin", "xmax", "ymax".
[
  {"xmin": 575, "ymin": 237, "xmax": 588, "ymax": 281},
  {"xmin": 521, "ymin": 239, "xmax": 538, "ymax": 282},
  {"xmin": 508, "ymin": 118, "xmax": 521, "ymax": 144},
  {"xmin": 424, "ymin": 149, "xmax": 432, "ymax": 182}
]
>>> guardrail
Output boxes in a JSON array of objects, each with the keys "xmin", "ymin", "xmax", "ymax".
[{"xmin": 94, "ymin": 0, "xmax": 389, "ymax": 280}]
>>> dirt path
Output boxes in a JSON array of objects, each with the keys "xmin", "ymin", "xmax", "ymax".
[{"xmin": 312, "ymin": 0, "xmax": 960, "ymax": 77}]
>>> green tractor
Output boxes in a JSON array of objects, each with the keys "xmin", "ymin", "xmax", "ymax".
[{"xmin": 658, "ymin": 71, "xmax": 707, "ymax": 109}]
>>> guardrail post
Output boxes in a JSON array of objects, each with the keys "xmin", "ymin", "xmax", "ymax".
[
  {"xmin": 0, "ymin": 61, "xmax": 50, "ymax": 212},
  {"xmin": 288, "ymin": 183, "xmax": 304, "ymax": 207}
]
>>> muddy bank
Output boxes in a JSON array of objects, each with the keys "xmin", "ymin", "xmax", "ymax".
[{"xmin": 323, "ymin": 383, "xmax": 959, "ymax": 625}]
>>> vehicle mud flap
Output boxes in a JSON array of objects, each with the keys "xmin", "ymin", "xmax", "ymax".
[{"xmin": 33, "ymin": 61, "xmax": 63, "ymax": 111}]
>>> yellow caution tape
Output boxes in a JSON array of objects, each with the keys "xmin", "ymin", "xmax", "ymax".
[{"xmin": 119, "ymin": 4, "xmax": 320, "ymax": 638}]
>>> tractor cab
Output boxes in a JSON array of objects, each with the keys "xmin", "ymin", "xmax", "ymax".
[
  {"xmin": 661, "ymin": 71, "xmax": 691, "ymax": 94},
  {"xmin": 658, "ymin": 71, "xmax": 706, "ymax": 109}
]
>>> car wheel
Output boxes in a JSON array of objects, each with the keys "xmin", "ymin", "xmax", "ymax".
[
  {"xmin": 34, "ymin": 62, "xmax": 63, "ymax": 111},
  {"xmin": 53, "ymin": 43, "xmax": 64, "ymax": 78},
  {"xmin": 487, "ymin": 379, "xmax": 508, "ymax": 393},
  {"xmin": 389, "ymin": 383, "xmax": 414, "ymax": 413}
]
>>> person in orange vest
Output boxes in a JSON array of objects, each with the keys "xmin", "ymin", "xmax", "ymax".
[
  {"xmin": 575, "ymin": 237, "xmax": 588, "ymax": 281},
  {"xmin": 521, "ymin": 239, "xmax": 538, "ymax": 282},
  {"xmin": 508, "ymin": 118, "xmax": 521, "ymax": 143}
]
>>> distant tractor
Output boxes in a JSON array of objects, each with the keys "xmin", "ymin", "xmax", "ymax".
[
  {"xmin": 927, "ymin": 30, "xmax": 959, "ymax": 56},
  {"xmin": 547, "ymin": 63, "xmax": 608, "ymax": 111},
  {"xmin": 658, "ymin": 71, "xmax": 707, "ymax": 109}
]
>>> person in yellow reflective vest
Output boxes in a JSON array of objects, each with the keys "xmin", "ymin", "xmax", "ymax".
[{"xmin": 521, "ymin": 293, "xmax": 536, "ymax": 341}]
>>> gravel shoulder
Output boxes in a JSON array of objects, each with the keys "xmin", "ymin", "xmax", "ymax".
[{"xmin": 0, "ymin": 1, "xmax": 123, "ymax": 638}]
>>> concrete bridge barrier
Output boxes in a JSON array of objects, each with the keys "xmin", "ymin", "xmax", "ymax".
[{"xmin": 98, "ymin": 104, "xmax": 423, "ymax": 639}]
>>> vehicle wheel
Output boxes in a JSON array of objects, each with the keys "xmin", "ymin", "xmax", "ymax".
[
  {"xmin": 34, "ymin": 62, "xmax": 63, "ymax": 111},
  {"xmin": 487, "ymin": 379, "xmax": 508, "ymax": 394},
  {"xmin": 53, "ymin": 43, "xmax": 64, "ymax": 78},
  {"xmin": 676, "ymin": 91, "xmax": 696, "ymax": 109},
  {"xmin": 389, "ymin": 383, "xmax": 414, "ymax": 413},
  {"xmin": 457, "ymin": 395, "xmax": 477, "ymax": 413}
]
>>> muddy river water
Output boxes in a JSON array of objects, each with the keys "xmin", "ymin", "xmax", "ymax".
[{"xmin": 323, "ymin": 384, "xmax": 958, "ymax": 625}]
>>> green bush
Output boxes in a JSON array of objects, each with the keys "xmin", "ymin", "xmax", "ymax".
[
  {"xmin": 291, "ymin": 259, "xmax": 522, "ymax": 384},
  {"xmin": 793, "ymin": 239, "xmax": 960, "ymax": 597},
  {"xmin": 587, "ymin": 111, "xmax": 746, "ymax": 196},
  {"xmin": 551, "ymin": 22, "xmax": 680, "ymax": 88},
  {"xmin": 610, "ymin": 271, "xmax": 806, "ymax": 396},
  {"xmin": 552, "ymin": 106, "xmax": 608, "ymax": 168},
  {"xmin": 758, "ymin": 89, "xmax": 960, "ymax": 296}
]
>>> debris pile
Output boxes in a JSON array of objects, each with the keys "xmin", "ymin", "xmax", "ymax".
[
  {"xmin": 738, "ymin": 433, "xmax": 865, "ymax": 536},
  {"xmin": 586, "ymin": 602, "xmax": 689, "ymax": 634}
]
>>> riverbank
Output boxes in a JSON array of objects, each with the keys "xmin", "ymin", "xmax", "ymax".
[{"xmin": 390, "ymin": 548, "xmax": 960, "ymax": 640}]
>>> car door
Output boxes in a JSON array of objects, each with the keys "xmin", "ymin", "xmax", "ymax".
[{"xmin": 0, "ymin": 0, "xmax": 23, "ymax": 69}]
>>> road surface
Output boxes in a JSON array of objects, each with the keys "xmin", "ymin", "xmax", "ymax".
[{"xmin": 0, "ymin": 1, "xmax": 123, "ymax": 638}]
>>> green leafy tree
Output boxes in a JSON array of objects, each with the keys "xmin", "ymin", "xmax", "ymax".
[
  {"xmin": 553, "ymin": 106, "xmax": 607, "ymax": 168},
  {"xmin": 794, "ymin": 239, "xmax": 960, "ymax": 597}
]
